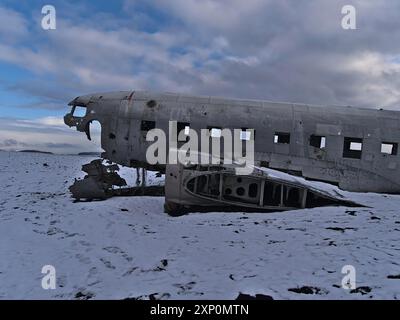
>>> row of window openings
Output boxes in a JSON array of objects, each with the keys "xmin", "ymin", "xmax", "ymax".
[
  {"xmin": 140, "ymin": 121, "xmax": 398, "ymax": 158},
  {"xmin": 140, "ymin": 120, "xmax": 252, "ymax": 141},
  {"xmin": 274, "ymin": 132, "xmax": 398, "ymax": 159}
]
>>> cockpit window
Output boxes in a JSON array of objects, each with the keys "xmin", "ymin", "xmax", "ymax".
[{"xmin": 73, "ymin": 106, "xmax": 87, "ymax": 117}]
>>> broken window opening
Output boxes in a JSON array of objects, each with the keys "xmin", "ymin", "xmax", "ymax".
[
  {"xmin": 207, "ymin": 126, "xmax": 222, "ymax": 138},
  {"xmin": 240, "ymin": 128, "xmax": 255, "ymax": 141},
  {"xmin": 381, "ymin": 142, "xmax": 398, "ymax": 155},
  {"xmin": 73, "ymin": 106, "xmax": 87, "ymax": 117},
  {"xmin": 177, "ymin": 122, "xmax": 190, "ymax": 143},
  {"xmin": 274, "ymin": 132, "xmax": 290, "ymax": 144},
  {"xmin": 177, "ymin": 122, "xmax": 190, "ymax": 136},
  {"xmin": 309, "ymin": 135, "xmax": 326, "ymax": 149},
  {"xmin": 343, "ymin": 137, "xmax": 363, "ymax": 159},
  {"xmin": 140, "ymin": 120, "xmax": 156, "ymax": 132}
]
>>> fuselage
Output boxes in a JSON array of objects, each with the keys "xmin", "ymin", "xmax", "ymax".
[{"xmin": 64, "ymin": 90, "xmax": 400, "ymax": 193}]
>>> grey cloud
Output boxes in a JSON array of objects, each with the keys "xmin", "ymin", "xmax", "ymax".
[
  {"xmin": 136, "ymin": 0, "xmax": 400, "ymax": 108},
  {"xmin": 1, "ymin": 0, "xmax": 400, "ymax": 113}
]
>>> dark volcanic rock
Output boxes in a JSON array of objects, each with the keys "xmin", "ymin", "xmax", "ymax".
[
  {"xmin": 288, "ymin": 286, "xmax": 323, "ymax": 295},
  {"xmin": 350, "ymin": 286, "xmax": 372, "ymax": 295},
  {"xmin": 236, "ymin": 293, "xmax": 273, "ymax": 300}
]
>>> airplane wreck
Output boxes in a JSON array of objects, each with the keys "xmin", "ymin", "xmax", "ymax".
[{"xmin": 63, "ymin": 90, "xmax": 400, "ymax": 215}]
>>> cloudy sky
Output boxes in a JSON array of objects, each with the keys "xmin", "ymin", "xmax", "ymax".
[{"xmin": 1, "ymin": 0, "xmax": 400, "ymax": 153}]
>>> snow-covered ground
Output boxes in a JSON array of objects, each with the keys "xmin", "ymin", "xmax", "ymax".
[{"xmin": 0, "ymin": 150, "xmax": 399, "ymax": 299}]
